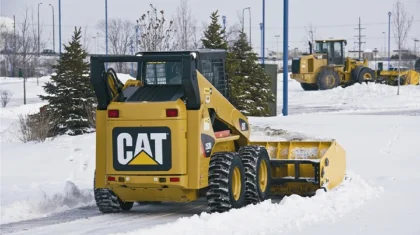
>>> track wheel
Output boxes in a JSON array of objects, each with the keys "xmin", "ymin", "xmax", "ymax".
[
  {"xmin": 316, "ymin": 68, "xmax": 340, "ymax": 90},
  {"xmin": 94, "ymin": 174, "xmax": 133, "ymax": 213},
  {"xmin": 239, "ymin": 146, "xmax": 272, "ymax": 204},
  {"xmin": 206, "ymin": 152, "xmax": 246, "ymax": 213}
]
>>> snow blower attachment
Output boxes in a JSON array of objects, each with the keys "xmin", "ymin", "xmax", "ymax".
[
  {"xmin": 90, "ymin": 50, "xmax": 346, "ymax": 214},
  {"xmin": 375, "ymin": 67, "xmax": 420, "ymax": 86}
]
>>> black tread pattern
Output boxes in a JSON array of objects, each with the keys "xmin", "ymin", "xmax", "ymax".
[
  {"xmin": 316, "ymin": 68, "xmax": 340, "ymax": 90},
  {"xmin": 240, "ymin": 146, "xmax": 260, "ymax": 204},
  {"xmin": 94, "ymin": 188, "xmax": 123, "ymax": 213},
  {"xmin": 300, "ymin": 83, "xmax": 318, "ymax": 91},
  {"xmin": 206, "ymin": 152, "xmax": 238, "ymax": 213},
  {"xmin": 240, "ymin": 146, "xmax": 269, "ymax": 204}
]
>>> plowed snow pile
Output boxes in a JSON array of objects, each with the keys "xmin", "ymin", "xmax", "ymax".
[{"xmin": 116, "ymin": 172, "xmax": 382, "ymax": 235}]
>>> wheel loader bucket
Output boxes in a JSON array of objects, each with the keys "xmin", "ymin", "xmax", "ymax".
[{"xmin": 250, "ymin": 140, "xmax": 346, "ymax": 196}]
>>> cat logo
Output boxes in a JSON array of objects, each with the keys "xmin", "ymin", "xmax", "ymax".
[{"xmin": 112, "ymin": 127, "xmax": 172, "ymax": 171}]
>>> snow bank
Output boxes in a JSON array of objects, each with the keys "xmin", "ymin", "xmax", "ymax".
[
  {"xmin": 116, "ymin": 172, "xmax": 383, "ymax": 235},
  {"xmin": 277, "ymin": 75, "xmax": 420, "ymax": 115},
  {"xmin": 1, "ymin": 181, "xmax": 94, "ymax": 224}
]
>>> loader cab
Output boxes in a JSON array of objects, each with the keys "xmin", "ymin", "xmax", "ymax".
[
  {"xmin": 90, "ymin": 50, "xmax": 228, "ymax": 111},
  {"xmin": 314, "ymin": 39, "xmax": 346, "ymax": 66}
]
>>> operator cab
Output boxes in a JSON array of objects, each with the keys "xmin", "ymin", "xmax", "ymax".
[
  {"xmin": 90, "ymin": 49, "xmax": 228, "ymax": 111},
  {"xmin": 314, "ymin": 39, "xmax": 347, "ymax": 66}
]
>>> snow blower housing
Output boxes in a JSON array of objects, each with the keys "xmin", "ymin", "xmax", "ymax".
[{"xmin": 90, "ymin": 50, "xmax": 346, "ymax": 213}]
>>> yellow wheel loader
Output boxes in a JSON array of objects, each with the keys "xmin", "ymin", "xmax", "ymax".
[
  {"xmin": 90, "ymin": 50, "xmax": 346, "ymax": 213},
  {"xmin": 290, "ymin": 39, "xmax": 375, "ymax": 90}
]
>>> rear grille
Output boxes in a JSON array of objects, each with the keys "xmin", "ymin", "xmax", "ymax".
[{"xmin": 291, "ymin": 59, "xmax": 300, "ymax": 74}]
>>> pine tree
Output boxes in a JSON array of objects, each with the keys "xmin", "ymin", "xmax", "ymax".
[
  {"xmin": 226, "ymin": 32, "xmax": 275, "ymax": 116},
  {"xmin": 201, "ymin": 10, "xmax": 228, "ymax": 49},
  {"xmin": 39, "ymin": 27, "xmax": 96, "ymax": 136}
]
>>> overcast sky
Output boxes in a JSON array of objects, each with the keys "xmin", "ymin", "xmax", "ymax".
[{"xmin": 1, "ymin": 0, "xmax": 419, "ymax": 56}]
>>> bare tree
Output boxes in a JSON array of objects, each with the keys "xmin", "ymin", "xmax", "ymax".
[
  {"xmin": 97, "ymin": 18, "xmax": 135, "ymax": 71},
  {"xmin": 136, "ymin": 4, "xmax": 176, "ymax": 51},
  {"xmin": 392, "ymin": 0, "xmax": 413, "ymax": 95},
  {"xmin": 0, "ymin": 89, "xmax": 13, "ymax": 107},
  {"xmin": 305, "ymin": 23, "xmax": 317, "ymax": 52},
  {"xmin": 221, "ymin": 12, "xmax": 242, "ymax": 47},
  {"xmin": 19, "ymin": 8, "xmax": 39, "ymax": 104},
  {"xmin": 173, "ymin": 0, "xmax": 199, "ymax": 50},
  {"xmin": 82, "ymin": 25, "xmax": 91, "ymax": 52}
]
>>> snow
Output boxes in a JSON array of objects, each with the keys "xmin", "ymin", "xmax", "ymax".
[
  {"xmin": 118, "ymin": 173, "xmax": 382, "ymax": 235},
  {"xmin": 1, "ymin": 72, "xmax": 420, "ymax": 234}
]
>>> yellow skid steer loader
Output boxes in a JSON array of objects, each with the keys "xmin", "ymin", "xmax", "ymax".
[{"xmin": 90, "ymin": 50, "xmax": 346, "ymax": 213}]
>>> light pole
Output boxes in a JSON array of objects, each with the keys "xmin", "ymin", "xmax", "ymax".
[
  {"xmin": 260, "ymin": 23, "xmax": 263, "ymax": 61},
  {"xmin": 49, "ymin": 4, "xmax": 55, "ymax": 53},
  {"xmin": 105, "ymin": 0, "xmax": 108, "ymax": 55},
  {"xmin": 38, "ymin": 2, "xmax": 42, "ymax": 55},
  {"xmin": 414, "ymin": 38, "xmax": 419, "ymax": 57},
  {"xmin": 248, "ymin": 9, "xmax": 251, "ymax": 46},
  {"xmin": 373, "ymin": 48, "xmax": 378, "ymax": 70},
  {"xmin": 283, "ymin": 0, "xmax": 289, "ymax": 116},
  {"xmin": 275, "ymin": 35, "xmax": 280, "ymax": 58},
  {"xmin": 242, "ymin": 8, "xmax": 251, "ymax": 45},
  {"xmin": 222, "ymin": 15, "xmax": 226, "ymax": 30},
  {"xmin": 58, "ymin": 0, "xmax": 61, "ymax": 55},
  {"xmin": 262, "ymin": 0, "xmax": 265, "ymax": 64},
  {"xmin": 242, "ymin": 7, "xmax": 249, "ymax": 32},
  {"xmin": 382, "ymin": 32, "xmax": 386, "ymax": 58},
  {"xmin": 388, "ymin": 11, "xmax": 391, "ymax": 69}
]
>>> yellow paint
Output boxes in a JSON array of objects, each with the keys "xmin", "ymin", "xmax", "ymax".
[
  {"xmin": 129, "ymin": 152, "xmax": 158, "ymax": 165},
  {"xmin": 232, "ymin": 166, "xmax": 242, "ymax": 201},
  {"xmin": 95, "ymin": 58, "xmax": 346, "ymax": 203},
  {"xmin": 250, "ymin": 140, "xmax": 346, "ymax": 195},
  {"xmin": 259, "ymin": 160, "xmax": 268, "ymax": 192}
]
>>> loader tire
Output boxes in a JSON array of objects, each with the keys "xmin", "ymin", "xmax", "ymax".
[
  {"xmin": 316, "ymin": 68, "xmax": 340, "ymax": 90},
  {"xmin": 300, "ymin": 83, "xmax": 319, "ymax": 91},
  {"xmin": 357, "ymin": 68, "xmax": 375, "ymax": 83},
  {"xmin": 94, "ymin": 188, "xmax": 133, "ymax": 213},
  {"xmin": 206, "ymin": 152, "xmax": 246, "ymax": 213},
  {"xmin": 239, "ymin": 146, "xmax": 271, "ymax": 204},
  {"xmin": 351, "ymin": 66, "xmax": 364, "ymax": 83},
  {"xmin": 94, "ymin": 174, "xmax": 133, "ymax": 213}
]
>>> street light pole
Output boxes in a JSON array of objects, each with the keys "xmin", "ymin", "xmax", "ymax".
[
  {"xmin": 275, "ymin": 35, "xmax": 280, "ymax": 58},
  {"xmin": 262, "ymin": 0, "xmax": 265, "ymax": 64},
  {"xmin": 283, "ymin": 0, "xmax": 289, "ymax": 116},
  {"xmin": 242, "ymin": 7, "xmax": 251, "ymax": 44},
  {"xmin": 382, "ymin": 32, "xmax": 386, "ymax": 58},
  {"xmin": 388, "ymin": 11, "xmax": 391, "ymax": 70},
  {"xmin": 58, "ymin": 0, "xmax": 61, "ymax": 55},
  {"xmin": 38, "ymin": 2, "xmax": 42, "ymax": 55},
  {"xmin": 248, "ymin": 8, "xmax": 251, "ymax": 46},
  {"xmin": 49, "ymin": 4, "xmax": 55, "ymax": 53},
  {"xmin": 105, "ymin": 0, "xmax": 108, "ymax": 55}
]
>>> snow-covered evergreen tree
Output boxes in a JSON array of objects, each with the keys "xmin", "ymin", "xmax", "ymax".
[
  {"xmin": 226, "ymin": 32, "xmax": 275, "ymax": 116},
  {"xmin": 201, "ymin": 10, "xmax": 228, "ymax": 50},
  {"xmin": 39, "ymin": 27, "xmax": 96, "ymax": 136}
]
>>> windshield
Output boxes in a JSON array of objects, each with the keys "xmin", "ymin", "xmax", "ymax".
[
  {"xmin": 314, "ymin": 42, "xmax": 328, "ymax": 54},
  {"xmin": 142, "ymin": 61, "xmax": 183, "ymax": 85}
]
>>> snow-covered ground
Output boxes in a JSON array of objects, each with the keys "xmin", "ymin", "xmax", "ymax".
[{"xmin": 1, "ymin": 74, "xmax": 419, "ymax": 234}]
